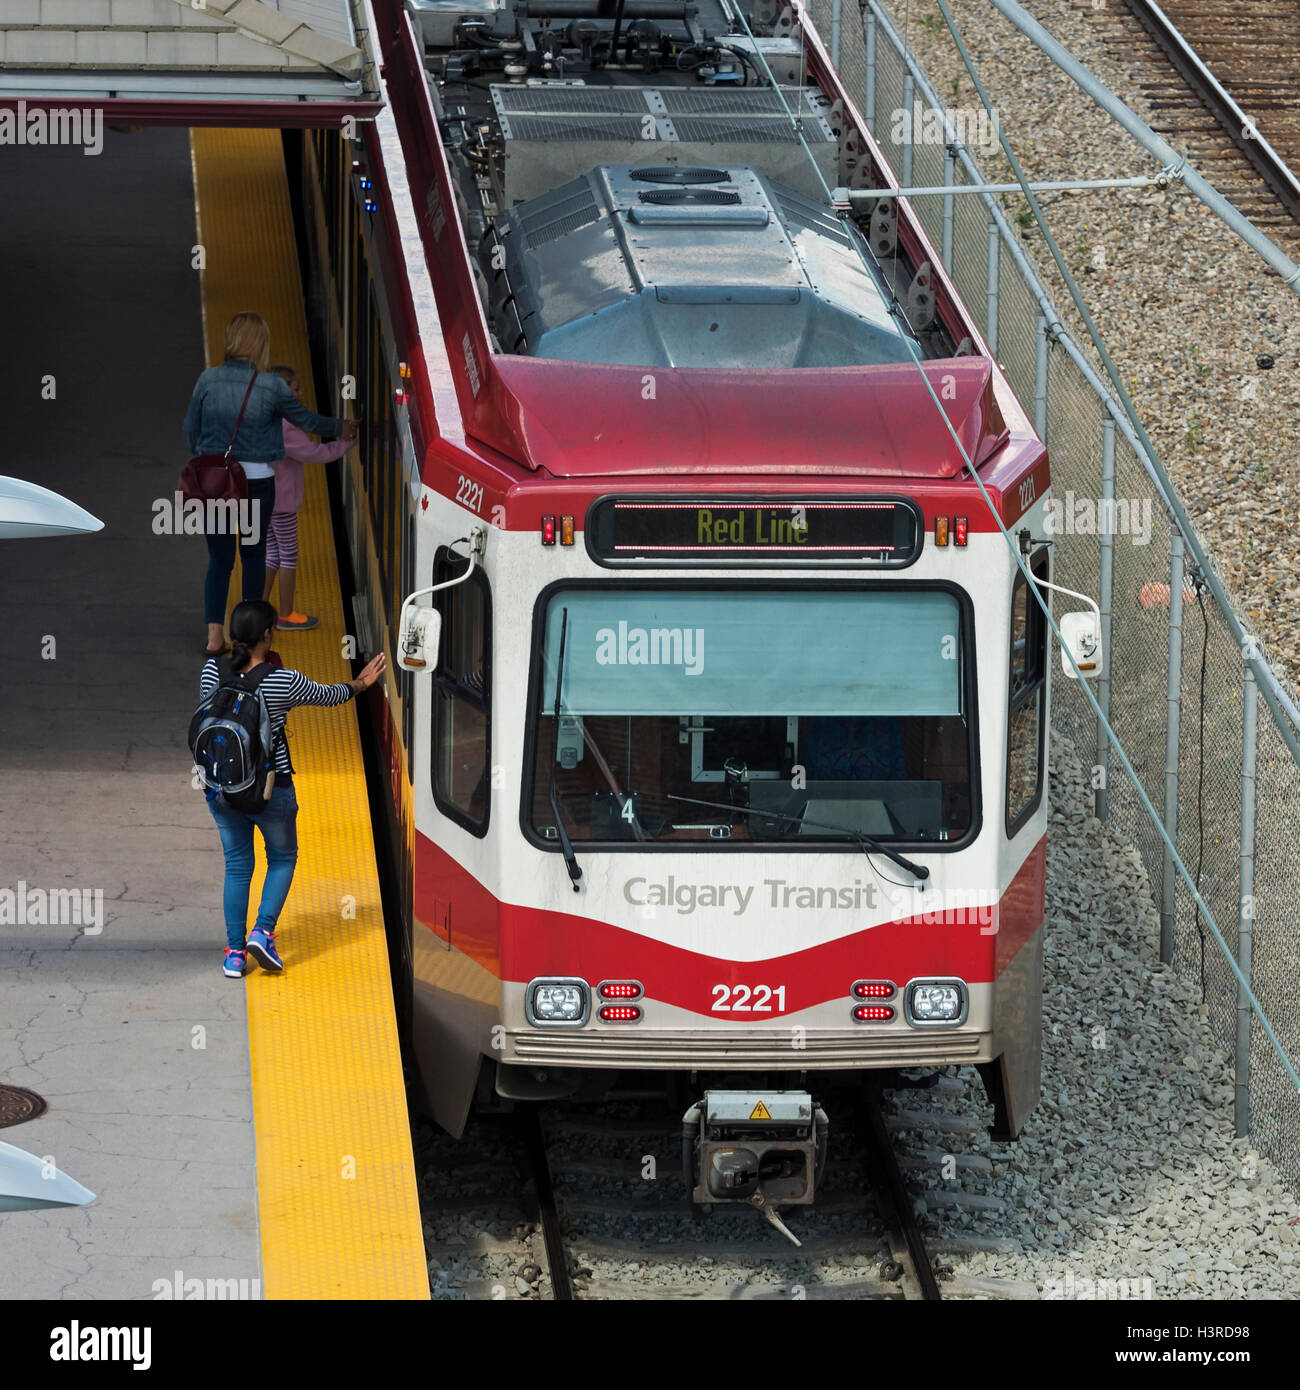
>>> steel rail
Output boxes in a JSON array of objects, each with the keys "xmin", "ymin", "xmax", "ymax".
[
  {"xmin": 861, "ymin": 1086, "xmax": 942, "ymax": 1301},
  {"xmin": 1123, "ymin": 0, "xmax": 1300, "ymax": 225},
  {"xmin": 517, "ymin": 1107, "xmax": 576, "ymax": 1301}
]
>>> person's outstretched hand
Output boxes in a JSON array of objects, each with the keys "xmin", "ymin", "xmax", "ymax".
[{"xmin": 353, "ymin": 652, "xmax": 386, "ymax": 692}]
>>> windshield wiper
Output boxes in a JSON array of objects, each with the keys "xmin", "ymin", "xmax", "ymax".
[
  {"xmin": 548, "ymin": 608, "xmax": 582, "ymax": 892},
  {"xmin": 665, "ymin": 793, "xmax": 931, "ymax": 883}
]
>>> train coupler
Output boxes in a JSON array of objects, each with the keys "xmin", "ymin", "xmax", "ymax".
[{"xmin": 682, "ymin": 1091, "xmax": 829, "ymax": 1247}]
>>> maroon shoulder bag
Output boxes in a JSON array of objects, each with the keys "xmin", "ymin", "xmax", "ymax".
[{"xmin": 179, "ymin": 367, "xmax": 257, "ymax": 505}]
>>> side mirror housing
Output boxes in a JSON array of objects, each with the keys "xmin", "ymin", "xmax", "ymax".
[
  {"xmin": 1059, "ymin": 610, "xmax": 1103, "ymax": 680},
  {"xmin": 397, "ymin": 606, "xmax": 442, "ymax": 672}
]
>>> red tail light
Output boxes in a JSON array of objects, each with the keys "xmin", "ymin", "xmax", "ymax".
[
  {"xmin": 852, "ymin": 980, "xmax": 896, "ymax": 999},
  {"xmin": 599, "ymin": 981, "xmax": 642, "ymax": 999},
  {"xmin": 853, "ymin": 1005, "xmax": 895, "ymax": 1022},
  {"xmin": 599, "ymin": 1005, "xmax": 641, "ymax": 1022},
  {"xmin": 954, "ymin": 516, "xmax": 968, "ymax": 547},
  {"xmin": 541, "ymin": 515, "xmax": 556, "ymax": 545}
]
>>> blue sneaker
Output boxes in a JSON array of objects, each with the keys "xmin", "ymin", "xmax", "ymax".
[
  {"xmin": 223, "ymin": 948, "xmax": 247, "ymax": 978},
  {"xmin": 247, "ymin": 928, "xmax": 283, "ymax": 973}
]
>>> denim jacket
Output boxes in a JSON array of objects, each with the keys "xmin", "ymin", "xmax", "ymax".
[{"xmin": 183, "ymin": 358, "xmax": 342, "ymax": 463}]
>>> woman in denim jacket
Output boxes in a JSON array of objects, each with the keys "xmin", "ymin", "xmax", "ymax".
[{"xmin": 184, "ymin": 312, "xmax": 357, "ymax": 655}]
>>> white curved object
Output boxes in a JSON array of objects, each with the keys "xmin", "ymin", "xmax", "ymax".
[
  {"xmin": 0, "ymin": 1139, "xmax": 95, "ymax": 1212},
  {"xmin": 0, "ymin": 476, "xmax": 104, "ymax": 539}
]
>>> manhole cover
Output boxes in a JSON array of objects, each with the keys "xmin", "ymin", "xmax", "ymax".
[{"xmin": 0, "ymin": 1085, "xmax": 48, "ymax": 1128}]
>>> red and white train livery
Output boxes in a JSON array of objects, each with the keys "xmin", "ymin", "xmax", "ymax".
[{"xmin": 299, "ymin": 0, "xmax": 1064, "ymax": 1213}]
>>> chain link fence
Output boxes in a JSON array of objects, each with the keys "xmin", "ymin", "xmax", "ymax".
[{"xmin": 807, "ymin": 0, "xmax": 1300, "ymax": 1188}]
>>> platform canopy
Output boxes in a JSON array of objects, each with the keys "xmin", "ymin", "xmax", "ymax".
[{"xmin": 0, "ymin": 0, "xmax": 382, "ymax": 124}]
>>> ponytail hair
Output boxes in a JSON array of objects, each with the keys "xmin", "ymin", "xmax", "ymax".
[{"xmin": 228, "ymin": 599, "xmax": 278, "ymax": 673}]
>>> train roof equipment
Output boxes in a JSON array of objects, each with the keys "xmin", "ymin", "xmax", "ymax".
[{"xmin": 378, "ymin": 0, "xmax": 1046, "ymax": 499}]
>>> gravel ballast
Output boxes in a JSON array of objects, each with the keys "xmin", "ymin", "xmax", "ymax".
[{"xmin": 903, "ymin": 732, "xmax": 1299, "ymax": 1298}]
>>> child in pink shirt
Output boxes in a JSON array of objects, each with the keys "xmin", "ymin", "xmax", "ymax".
[{"xmin": 263, "ymin": 365, "xmax": 355, "ymax": 630}]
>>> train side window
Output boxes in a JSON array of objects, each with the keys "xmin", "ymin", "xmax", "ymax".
[
  {"xmin": 431, "ymin": 547, "xmax": 490, "ymax": 835},
  {"xmin": 1006, "ymin": 549, "xmax": 1049, "ymax": 835}
]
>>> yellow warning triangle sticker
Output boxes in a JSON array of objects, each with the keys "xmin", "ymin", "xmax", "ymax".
[{"xmin": 749, "ymin": 1101, "xmax": 772, "ymax": 1121}]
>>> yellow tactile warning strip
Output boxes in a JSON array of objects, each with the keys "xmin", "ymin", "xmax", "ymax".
[{"xmin": 191, "ymin": 127, "xmax": 429, "ymax": 1300}]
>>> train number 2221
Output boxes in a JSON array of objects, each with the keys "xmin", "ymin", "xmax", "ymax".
[
  {"xmin": 455, "ymin": 474, "xmax": 484, "ymax": 513},
  {"xmin": 711, "ymin": 984, "xmax": 787, "ymax": 1012}
]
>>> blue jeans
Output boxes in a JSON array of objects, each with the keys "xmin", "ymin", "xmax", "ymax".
[
  {"xmin": 204, "ymin": 475, "xmax": 275, "ymax": 624},
  {"xmin": 207, "ymin": 784, "xmax": 298, "ymax": 951}
]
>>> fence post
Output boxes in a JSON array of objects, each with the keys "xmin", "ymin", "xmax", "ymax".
[
  {"xmin": 1160, "ymin": 530, "xmax": 1185, "ymax": 964},
  {"xmin": 1033, "ymin": 312, "xmax": 1048, "ymax": 438},
  {"xmin": 830, "ymin": 0, "xmax": 842, "ymax": 67},
  {"xmin": 864, "ymin": 7, "xmax": 877, "ymax": 131},
  {"xmin": 1236, "ymin": 662, "xmax": 1258, "ymax": 1137},
  {"xmin": 901, "ymin": 74, "xmax": 914, "ymax": 188},
  {"xmin": 985, "ymin": 218, "xmax": 1000, "ymax": 354},
  {"xmin": 1095, "ymin": 414, "xmax": 1116, "ymax": 820},
  {"xmin": 942, "ymin": 144, "xmax": 956, "ymax": 272}
]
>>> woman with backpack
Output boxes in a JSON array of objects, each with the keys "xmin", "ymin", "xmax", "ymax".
[
  {"xmin": 183, "ymin": 311, "xmax": 357, "ymax": 657},
  {"xmin": 195, "ymin": 599, "xmax": 385, "ymax": 978}
]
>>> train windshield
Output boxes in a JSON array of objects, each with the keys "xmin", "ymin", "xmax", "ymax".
[{"xmin": 528, "ymin": 587, "xmax": 974, "ymax": 846}]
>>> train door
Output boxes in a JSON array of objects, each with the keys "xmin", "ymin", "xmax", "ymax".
[
  {"xmin": 981, "ymin": 544, "xmax": 1051, "ymax": 1140},
  {"xmin": 429, "ymin": 546, "xmax": 492, "ymax": 853},
  {"xmin": 1006, "ymin": 548, "xmax": 1050, "ymax": 837}
]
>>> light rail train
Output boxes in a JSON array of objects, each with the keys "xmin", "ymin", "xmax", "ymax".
[{"xmin": 295, "ymin": 0, "xmax": 1071, "ymax": 1222}]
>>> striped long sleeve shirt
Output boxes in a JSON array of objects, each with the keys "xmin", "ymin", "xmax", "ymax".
[{"xmin": 200, "ymin": 659, "xmax": 354, "ymax": 774}]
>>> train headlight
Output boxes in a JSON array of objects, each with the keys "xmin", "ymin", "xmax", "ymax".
[
  {"xmin": 904, "ymin": 978, "xmax": 968, "ymax": 1027},
  {"xmin": 526, "ymin": 978, "xmax": 590, "ymax": 1026}
]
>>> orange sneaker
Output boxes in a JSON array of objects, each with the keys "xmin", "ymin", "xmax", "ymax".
[{"xmin": 277, "ymin": 612, "xmax": 319, "ymax": 631}]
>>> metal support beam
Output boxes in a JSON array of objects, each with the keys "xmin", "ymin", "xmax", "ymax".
[
  {"xmin": 900, "ymin": 74, "xmax": 914, "ymax": 190},
  {"xmin": 838, "ymin": 172, "xmax": 1173, "ymax": 198},
  {"xmin": 1160, "ymin": 532, "xmax": 1186, "ymax": 964},
  {"xmin": 864, "ymin": 8, "xmax": 876, "ymax": 129},
  {"xmin": 985, "ymin": 217, "xmax": 999, "ymax": 354},
  {"xmin": 830, "ymin": 0, "xmax": 842, "ymax": 68},
  {"xmin": 1236, "ymin": 661, "xmax": 1258, "ymax": 1136},
  {"xmin": 1095, "ymin": 414, "xmax": 1116, "ymax": 820},
  {"xmin": 941, "ymin": 144, "xmax": 956, "ymax": 272},
  {"xmin": 1033, "ymin": 312, "xmax": 1048, "ymax": 438}
]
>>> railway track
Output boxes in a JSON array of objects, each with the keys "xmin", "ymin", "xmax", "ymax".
[
  {"xmin": 1100, "ymin": 0, "xmax": 1300, "ymax": 247},
  {"xmin": 417, "ymin": 1073, "xmax": 1039, "ymax": 1300},
  {"xmin": 504, "ymin": 1081, "xmax": 1034, "ymax": 1301}
]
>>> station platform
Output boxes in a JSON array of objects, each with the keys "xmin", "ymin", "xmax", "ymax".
[{"xmin": 0, "ymin": 125, "xmax": 428, "ymax": 1300}]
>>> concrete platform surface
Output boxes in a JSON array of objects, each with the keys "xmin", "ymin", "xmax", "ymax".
[{"xmin": 0, "ymin": 128, "xmax": 261, "ymax": 1299}]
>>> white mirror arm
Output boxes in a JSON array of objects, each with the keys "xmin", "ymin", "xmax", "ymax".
[
  {"xmin": 1029, "ymin": 574, "xmax": 1100, "ymax": 626},
  {"xmin": 397, "ymin": 527, "xmax": 487, "ymax": 647}
]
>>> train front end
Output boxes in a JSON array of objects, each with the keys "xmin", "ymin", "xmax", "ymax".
[{"xmin": 410, "ymin": 468, "xmax": 1052, "ymax": 1218}]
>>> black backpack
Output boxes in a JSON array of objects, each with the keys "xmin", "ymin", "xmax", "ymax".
[{"xmin": 189, "ymin": 659, "xmax": 280, "ymax": 814}]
